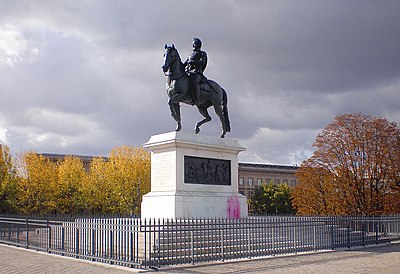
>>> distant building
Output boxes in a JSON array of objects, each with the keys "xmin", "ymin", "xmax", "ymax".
[
  {"xmin": 39, "ymin": 153, "xmax": 107, "ymax": 172},
  {"xmin": 238, "ymin": 163, "xmax": 298, "ymax": 199}
]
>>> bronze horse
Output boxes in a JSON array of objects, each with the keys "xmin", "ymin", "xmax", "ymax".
[{"xmin": 162, "ymin": 44, "xmax": 231, "ymax": 138}]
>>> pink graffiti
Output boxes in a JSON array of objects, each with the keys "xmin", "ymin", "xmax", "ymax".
[{"xmin": 227, "ymin": 196, "xmax": 240, "ymax": 219}]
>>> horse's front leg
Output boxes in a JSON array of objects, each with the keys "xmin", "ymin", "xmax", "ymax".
[
  {"xmin": 174, "ymin": 104, "xmax": 182, "ymax": 131},
  {"xmin": 168, "ymin": 99, "xmax": 182, "ymax": 131},
  {"xmin": 168, "ymin": 97, "xmax": 177, "ymax": 118},
  {"xmin": 195, "ymin": 105, "xmax": 212, "ymax": 134}
]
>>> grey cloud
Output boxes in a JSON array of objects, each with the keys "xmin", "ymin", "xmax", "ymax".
[{"xmin": 1, "ymin": 0, "xmax": 400, "ymax": 165}]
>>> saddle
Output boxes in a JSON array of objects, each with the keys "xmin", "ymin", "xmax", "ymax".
[{"xmin": 199, "ymin": 76, "xmax": 211, "ymax": 92}]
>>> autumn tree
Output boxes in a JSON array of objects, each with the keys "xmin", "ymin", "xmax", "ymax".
[
  {"xmin": 293, "ymin": 113, "xmax": 400, "ymax": 215},
  {"xmin": 82, "ymin": 156, "xmax": 119, "ymax": 214},
  {"xmin": 293, "ymin": 164, "xmax": 346, "ymax": 215},
  {"xmin": 82, "ymin": 146, "xmax": 151, "ymax": 214},
  {"xmin": 17, "ymin": 152, "xmax": 59, "ymax": 214},
  {"xmin": 57, "ymin": 156, "xmax": 88, "ymax": 214},
  {"xmin": 108, "ymin": 146, "xmax": 151, "ymax": 214},
  {"xmin": 0, "ymin": 145, "xmax": 18, "ymax": 213},
  {"xmin": 249, "ymin": 182, "xmax": 294, "ymax": 215},
  {"xmin": 3, "ymin": 145, "xmax": 150, "ymax": 215}
]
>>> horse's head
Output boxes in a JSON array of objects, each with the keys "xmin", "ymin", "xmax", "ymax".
[{"xmin": 162, "ymin": 44, "xmax": 179, "ymax": 74}]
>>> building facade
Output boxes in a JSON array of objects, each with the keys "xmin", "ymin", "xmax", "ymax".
[
  {"xmin": 39, "ymin": 153, "xmax": 107, "ymax": 172},
  {"xmin": 238, "ymin": 163, "xmax": 298, "ymax": 199}
]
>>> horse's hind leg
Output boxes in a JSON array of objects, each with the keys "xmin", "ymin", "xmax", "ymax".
[
  {"xmin": 195, "ymin": 105, "xmax": 211, "ymax": 134},
  {"xmin": 213, "ymin": 103, "xmax": 227, "ymax": 138}
]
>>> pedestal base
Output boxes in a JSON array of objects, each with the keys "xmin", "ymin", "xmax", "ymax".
[
  {"xmin": 141, "ymin": 191, "xmax": 247, "ymax": 219},
  {"xmin": 141, "ymin": 131, "xmax": 248, "ymax": 219}
]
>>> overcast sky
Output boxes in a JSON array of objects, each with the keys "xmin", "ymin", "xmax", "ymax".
[{"xmin": 1, "ymin": 0, "xmax": 399, "ymax": 165}]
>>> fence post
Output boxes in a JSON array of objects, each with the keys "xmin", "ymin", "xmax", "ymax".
[
  {"xmin": 16, "ymin": 226, "xmax": 20, "ymax": 243},
  {"xmin": 247, "ymin": 224, "xmax": 251, "ymax": 259},
  {"xmin": 91, "ymin": 227, "xmax": 96, "ymax": 260},
  {"xmin": 143, "ymin": 218, "xmax": 147, "ymax": 268},
  {"xmin": 8, "ymin": 224, "xmax": 11, "ymax": 241},
  {"xmin": 272, "ymin": 225, "xmax": 275, "ymax": 254},
  {"xmin": 190, "ymin": 230, "xmax": 194, "ymax": 265},
  {"xmin": 25, "ymin": 218, "xmax": 29, "ymax": 249},
  {"xmin": 47, "ymin": 218, "xmax": 51, "ymax": 252},
  {"xmin": 347, "ymin": 225, "xmax": 350, "ymax": 248},
  {"xmin": 330, "ymin": 219, "xmax": 334, "ymax": 250},
  {"xmin": 362, "ymin": 221, "xmax": 365, "ymax": 246},
  {"xmin": 220, "ymin": 225, "xmax": 224, "ymax": 262},
  {"xmin": 110, "ymin": 225, "xmax": 114, "ymax": 264},
  {"xmin": 61, "ymin": 226, "xmax": 65, "ymax": 255},
  {"xmin": 293, "ymin": 226, "xmax": 296, "ymax": 252},
  {"xmin": 157, "ymin": 218, "xmax": 161, "ymax": 268},
  {"xmin": 75, "ymin": 227, "xmax": 80, "ymax": 258},
  {"xmin": 313, "ymin": 226, "xmax": 316, "ymax": 251}
]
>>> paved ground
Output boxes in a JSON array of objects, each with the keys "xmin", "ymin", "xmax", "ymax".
[{"xmin": 0, "ymin": 242, "xmax": 399, "ymax": 273}]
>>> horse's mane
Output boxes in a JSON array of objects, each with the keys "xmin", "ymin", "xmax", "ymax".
[
  {"xmin": 173, "ymin": 47, "xmax": 183, "ymax": 66},
  {"xmin": 167, "ymin": 45, "xmax": 183, "ymax": 67}
]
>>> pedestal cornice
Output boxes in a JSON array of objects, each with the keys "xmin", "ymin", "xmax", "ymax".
[{"xmin": 143, "ymin": 131, "xmax": 246, "ymax": 154}]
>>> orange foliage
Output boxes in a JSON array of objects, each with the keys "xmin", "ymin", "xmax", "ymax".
[{"xmin": 293, "ymin": 113, "xmax": 400, "ymax": 215}]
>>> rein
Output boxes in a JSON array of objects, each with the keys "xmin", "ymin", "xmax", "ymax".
[{"xmin": 164, "ymin": 70, "xmax": 187, "ymax": 81}]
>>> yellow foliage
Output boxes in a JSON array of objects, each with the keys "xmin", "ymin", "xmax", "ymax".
[
  {"xmin": 17, "ymin": 152, "xmax": 58, "ymax": 214},
  {"xmin": 57, "ymin": 156, "xmax": 87, "ymax": 214},
  {"xmin": 108, "ymin": 146, "xmax": 151, "ymax": 214},
  {"xmin": 0, "ymin": 145, "xmax": 17, "ymax": 213},
  {"xmin": 7, "ymin": 145, "xmax": 151, "ymax": 215}
]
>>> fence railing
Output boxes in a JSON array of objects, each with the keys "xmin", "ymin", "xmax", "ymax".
[{"xmin": 0, "ymin": 215, "xmax": 399, "ymax": 269}]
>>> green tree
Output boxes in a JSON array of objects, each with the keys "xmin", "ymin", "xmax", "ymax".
[{"xmin": 249, "ymin": 182, "xmax": 294, "ymax": 215}]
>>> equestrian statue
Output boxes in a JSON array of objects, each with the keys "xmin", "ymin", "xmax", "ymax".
[{"xmin": 162, "ymin": 38, "xmax": 231, "ymax": 138}]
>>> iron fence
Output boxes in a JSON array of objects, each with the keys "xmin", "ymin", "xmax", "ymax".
[{"xmin": 0, "ymin": 215, "xmax": 399, "ymax": 269}]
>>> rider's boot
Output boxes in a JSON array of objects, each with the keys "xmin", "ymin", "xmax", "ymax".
[{"xmin": 193, "ymin": 83, "xmax": 200, "ymax": 105}]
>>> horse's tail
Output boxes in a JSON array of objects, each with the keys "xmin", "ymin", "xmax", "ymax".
[{"xmin": 222, "ymin": 88, "xmax": 231, "ymax": 132}]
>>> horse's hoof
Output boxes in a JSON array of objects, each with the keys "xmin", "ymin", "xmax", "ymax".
[
  {"xmin": 195, "ymin": 127, "xmax": 200, "ymax": 134},
  {"xmin": 175, "ymin": 123, "xmax": 182, "ymax": 132}
]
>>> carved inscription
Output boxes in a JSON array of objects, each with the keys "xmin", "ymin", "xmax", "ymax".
[
  {"xmin": 184, "ymin": 156, "xmax": 231, "ymax": 185},
  {"xmin": 153, "ymin": 151, "xmax": 174, "ymax": 188}
]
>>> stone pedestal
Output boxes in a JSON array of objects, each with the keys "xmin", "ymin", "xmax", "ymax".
[{"xmin": 141, "ymin": 131, "xmax": 248, "ymax": 219}]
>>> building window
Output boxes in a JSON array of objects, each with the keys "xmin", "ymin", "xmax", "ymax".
[
  {"xmin": 291, "ymin": 180, "xmax": 297, "ymax": 187},
  {"xmin": 283, "ymin": 179, "xmax": 288, "ymax": 185},
  {"xmin": 248, "ymin": 178, "xmax": 253, "ymax": 186},
  {"xmin": 274, "ymin": 179, "xmax": 280, "ymax": 185},
  {"xmin": 257, "ymin": 178, "xmax": 262, "ymax": 186},
  {"xmin": 249, "ymin": 191, "xmax": 253, "ymax": 198},
  {"xmin": 239, "ymin": 177, "xmax": 244, "ymax": 185}
]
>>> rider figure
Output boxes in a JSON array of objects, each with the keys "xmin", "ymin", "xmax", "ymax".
[{"xmin": 184, "ymin": 38, "xmax": 207, "ymax": 105}]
